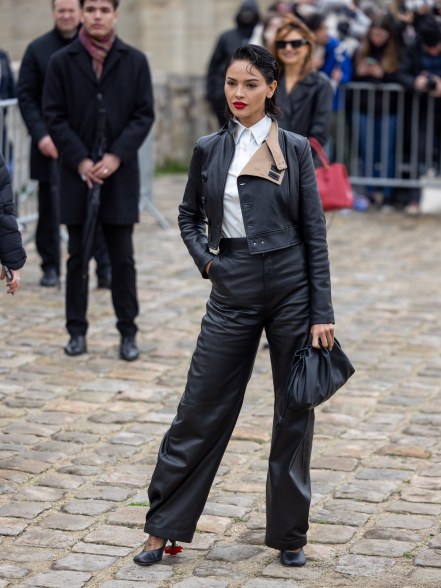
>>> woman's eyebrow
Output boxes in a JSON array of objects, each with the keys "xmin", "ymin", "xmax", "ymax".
[{"xmin": 226, "ymin": 76, "xmax": 260, "ymax": 82}]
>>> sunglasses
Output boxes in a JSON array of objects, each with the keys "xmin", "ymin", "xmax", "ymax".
[{"xmin": 275, "ymin": 39, "xmax": 309, "ymax": 49}]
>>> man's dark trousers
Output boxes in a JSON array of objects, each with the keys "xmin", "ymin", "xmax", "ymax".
[
  {"xmin": 66, "ymin": 224, "xmax": 137, "ymax": 337},
  {"xmin": 36, "ymin": 180, "xmax": 60, "ymax": 275}
]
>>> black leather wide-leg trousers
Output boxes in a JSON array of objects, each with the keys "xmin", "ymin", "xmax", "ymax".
[{"xmin": 145, "ymin": 240, "xmax": 314, "ymax": 550}]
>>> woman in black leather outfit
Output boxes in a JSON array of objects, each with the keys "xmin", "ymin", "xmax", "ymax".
[
  {"xmin": 0, "ymin": 154, "xmax": 26, "ymax": 294},
  {"xmin": 134, "ymin": 44, "xmax": 334, "ymax": 568}
]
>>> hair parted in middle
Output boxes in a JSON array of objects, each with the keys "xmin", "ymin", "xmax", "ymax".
[
  {"xmin": 224, "ymin": 44, "xmax": 281, "ymax": 120},
  {"xmin": 271, "ymin": 14, "xmax": 316, "ymax": 82}
]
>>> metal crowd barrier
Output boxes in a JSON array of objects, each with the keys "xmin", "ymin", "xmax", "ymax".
[{"xmin": 336, "ymin": 82, "xmax": 441, "ymax": 190}]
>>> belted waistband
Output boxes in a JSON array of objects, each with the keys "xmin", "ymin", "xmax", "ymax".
[
  {"xmin": 219, "ymin": 238, "xmax": 249, "ymax": 253},
  {"xmin": 219, "ymin": 226, "xmax": 302, "ymax": 254}
]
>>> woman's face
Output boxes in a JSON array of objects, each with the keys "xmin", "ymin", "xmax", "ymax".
[
  {"xmin": 369, "ymin": 27, "xmax": 390, "ymax": 47},
  {"xmin": 225, "ymin": 60, "xmax": 277, "ymax": 128},
  {"xmin": 276, "ymin": 30, "xmax": 310, "ymax": 69}
]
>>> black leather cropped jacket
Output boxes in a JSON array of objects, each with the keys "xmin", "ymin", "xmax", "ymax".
[{"xmin": 178, "ymin": 120, "xmax": 334, "ymax": 325}]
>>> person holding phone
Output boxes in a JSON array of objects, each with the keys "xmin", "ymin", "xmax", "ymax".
[{"xmin": 0, "ymin": 153, "xmax": 26, "ymax": 294}]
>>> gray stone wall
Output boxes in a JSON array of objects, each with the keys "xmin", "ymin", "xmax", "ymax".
[{"xmin": 152, "ymin": 73, "xmax": 219, "ymax": 169}]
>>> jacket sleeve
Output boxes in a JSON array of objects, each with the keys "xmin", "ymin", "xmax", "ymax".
[
  {"xmin": 17, "ymin": 45, "xmax": 48, "ymax": 145},
  {"xmin": 178, "ymin": 141, "xmax": 214, "ymax": 278},
  {"xmin": 43, "ymin": 54, "xmax": 90, "ymax": 170},
  {"xmin": 0, "ymin": 156, "xmax": 26, "ymax": 271},
  {"xmin": 296, "ymin": 137, "xmax": 334, "ymax": 325},
  {"xmin": 107, "ymin": 53, "xmax": 155, "ymax": 164},
  {"xmin": 309, "ymin": 76, "xmax": 333, "ymax": 147}
]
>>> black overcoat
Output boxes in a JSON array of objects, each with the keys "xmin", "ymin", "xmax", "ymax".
[
  {"xmin": 0, "ymin": 154, "xmax": 26, "ymax": 271},
  {"xmin": 43, "ymin": 38, "xmax": 155, "ymax": 225},
  {"xmin": 17, "ymin": 28, "xmax": 77, "ymax": 183}
]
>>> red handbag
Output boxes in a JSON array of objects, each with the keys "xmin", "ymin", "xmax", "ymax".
[{"xmin": 308, "ymin": 137, "xmax": 354, "ymax": 212}]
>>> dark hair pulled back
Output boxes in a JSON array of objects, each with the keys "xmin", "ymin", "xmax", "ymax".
[{"xmin": 224, "ymin": 44, "xmax": 281, "ymax": 120}]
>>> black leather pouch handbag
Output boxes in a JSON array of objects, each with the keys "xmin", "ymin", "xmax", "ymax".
[{"xmin": 286, "ymin": 339, "xmax": 355, "ymax": 410}]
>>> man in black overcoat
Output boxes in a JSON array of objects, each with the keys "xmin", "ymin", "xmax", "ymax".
[
  {"xmin": 17, "ymin": 0, "xmax": 111, "ymax": 288},
  {"xmin": 43, "ymin": 0, "xmax": 155, "ymax": 360}
]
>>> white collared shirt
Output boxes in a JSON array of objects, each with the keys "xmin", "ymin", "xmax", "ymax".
[{"xmin": 222, "ymin": 115, "xmax": 272, "ymax": 238}]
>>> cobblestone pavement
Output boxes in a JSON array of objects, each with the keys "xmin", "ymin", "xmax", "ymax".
[{"xmin": 1, "ymin": 174, "xmax": 441, "ymax": 588}]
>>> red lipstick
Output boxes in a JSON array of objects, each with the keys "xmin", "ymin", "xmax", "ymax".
[{"xmin": 233, "ymin": 102, "xmax": 247, "ymax": 109}]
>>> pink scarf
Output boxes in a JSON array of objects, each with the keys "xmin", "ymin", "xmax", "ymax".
[{"xmin": 79, "ymin": 27, "xmax": 115, "ymax": 79}]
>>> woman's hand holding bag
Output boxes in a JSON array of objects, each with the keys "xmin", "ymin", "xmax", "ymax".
[{"xmin": 286, "ymin": 338, "xmax": 355, "ymax": 410}]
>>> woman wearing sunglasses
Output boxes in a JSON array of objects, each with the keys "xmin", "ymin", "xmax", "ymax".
[{"xmin": 272, "ymin": 15, "xmax": 333, "ymax": 148}]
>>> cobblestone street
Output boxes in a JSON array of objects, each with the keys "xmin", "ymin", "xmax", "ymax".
[{"xmin": 1, "ymin": 174, "xmax": 441, "ymax": 588}]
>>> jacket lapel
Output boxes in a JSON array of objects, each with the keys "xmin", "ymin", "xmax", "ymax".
[
  {"xmin": 68, "ymin": 38, "xmax": 126, "ymax": 85},
  {"xmin": 68, "ymin": 40, "xmax": 97, "ymax": 84},
  {"xmin": 240, "ymin": 120, "xmax": 287, "ymax": 185},
  {"xmin": 100, "ymin": 38, "xmax": 126, "ymax": 84}
]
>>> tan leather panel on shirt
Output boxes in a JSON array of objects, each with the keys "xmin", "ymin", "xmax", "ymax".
[{"xmin": 239, "ymin": 120, "xmax": 287, "ymax": 185}]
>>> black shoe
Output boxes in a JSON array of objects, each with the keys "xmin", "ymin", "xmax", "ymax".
[
  {"xmin": 64, "ymin": 335, "xmax": 87, "ymax": 356},
  {"xmin": 40, "ymin": 268, "xmax": 59, "ymax": 288},
  {"xmin": 97, "ymin": 271, "xmax": 111, "ymax": 289},
  {"xmin": 119, "ymin": 335, "xmax": 139, "ymax": 361},
  {"xmin": 133, "ymin": 540, "xmax": 182, "ymax": 566},
  {"xmin": 133, "ymin": 541, "xmax": 166, "ymax": 566},
  {"xmin": 280, "ymin": 548, "xmax": 306, "ymax": 567}
]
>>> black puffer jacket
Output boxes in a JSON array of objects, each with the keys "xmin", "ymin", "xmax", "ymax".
[{"xmin": 0, "ymin": 155, "xmax": 26, "ymax": 270}]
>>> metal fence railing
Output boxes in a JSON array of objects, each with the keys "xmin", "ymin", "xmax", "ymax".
[
  {"xmin": 336, "ymin": 82, "xmax": 441, "ymax": 191},
  {"xmin": 3, "ymin": 85, "xmax": 441, "ymax": 223}
]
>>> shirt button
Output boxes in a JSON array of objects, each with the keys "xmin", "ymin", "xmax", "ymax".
[{"xmin": 261, "ymin": 240, "xmax": 265, "ymax": 244}]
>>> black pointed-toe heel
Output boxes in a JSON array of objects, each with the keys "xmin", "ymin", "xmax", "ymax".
[
  {"xmin": 280, "ymin": 548, "xmax": 306, "ymax": 567},
  {"xmin": 133, "ymin": 540, "xmax": 182, "ymax": 566}
]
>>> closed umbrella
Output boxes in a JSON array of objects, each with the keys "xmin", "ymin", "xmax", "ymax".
[{"xmin": 81, "ymin": 94, "xmax": 106, "ymax": 291}]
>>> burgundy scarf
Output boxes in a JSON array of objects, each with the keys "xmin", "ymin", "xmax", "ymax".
[{"xmin": 79, "ymin": 27, "xmax": 116, "ymax": 79}]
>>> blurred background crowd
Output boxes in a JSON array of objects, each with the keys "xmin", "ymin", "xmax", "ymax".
[{"xmin": 1, "ymin": 0, "xmax": 441, "ymax": 226}]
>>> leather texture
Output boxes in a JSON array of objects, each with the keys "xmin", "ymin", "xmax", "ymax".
[
  {"xmin": 178, "ymin": 120, "xmax": 334, "ymax": 326},
  {"xmin": 144, "ymin": 243, "xmax": 317, "ymax": 550},
  {"xmin": 120, "ymin": 335, "xmax": 139, "ymax": 361},
  {"xmin": 280, "ymin": 548, "xmax": 306, "ymax": 567},
  {"xmin": 64, "ymin": 335, "xmax": 87, "ymax": 356},
  {"xmin": 133, "ymin": 543, "xmax": 165, "ymax": 566},
  {"xmin": 286, "ymin": 339, "xmax": 355, "ymax": 410}
]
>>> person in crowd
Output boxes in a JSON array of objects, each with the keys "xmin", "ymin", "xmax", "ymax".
[
  {"xmin": 301, "ymin": 11, "xmax": 352, "ymax": 159},
  {"xmin": 270, "ymin": 15, "xmax": 333, "ymax": 148},
  {"xmin": 0, "ymin": 49, "xmax": 15, "ymax": 102},
  {"xmin": 321, "ymin": 1, "xmax": 372, "ymax": 55},
  {"xmin": 43, "ymin": 0, "xmax": 154, "ymax": 359},
  {"xmin": 0, "ymin": 153, "xmax": 26, "ymax": 295},
  {"xmin": 398, "ymin": 14, "xmax": 441, "ymax": 213},
  {"xmin": 250, "ymin": 10, "xmax": 284, "ymax": 48},
  {"xmin": 206, "ymin": 0, "xmax": 261, "ymax": 126},
  {"xmin": 18, "ymin": 0, "xmax": 112, "ymax": 288},
  {"xmin": 134, "ymin": 43, "xmax": 334, "ymax": 570},
  {"xmin": 351, "ymin": 13, "xmax": 402, "ymax": 209},
  {"xmin": 303, "ymin": 12, "xmax": 353, "ymax": 98}
]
